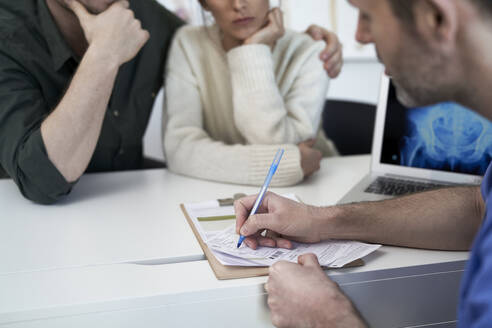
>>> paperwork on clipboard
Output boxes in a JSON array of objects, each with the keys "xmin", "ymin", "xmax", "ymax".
[{"xmin": 183, "ymin": 194, "xmax": 381, "ymax": 268}]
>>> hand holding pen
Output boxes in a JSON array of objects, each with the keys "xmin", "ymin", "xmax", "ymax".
[
  {"xmin": 234, "ymin": 190, "xmax": 323, "ymax": 250},
  {"xmin": 236, "ymin": 149, "xmax": 284, "ymax": 248}
]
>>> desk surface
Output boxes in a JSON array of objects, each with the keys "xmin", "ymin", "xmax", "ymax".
[
  {"xmin": 0, "ymin": 155, "xmax": 370, "ymax": 275},
  {"xmin": 0, "ymin": 252, "xmax": 468, "ymax": 325},
  {"xmin": 0, "ymin": 155, "xmax": 469, "ymax": 327}
]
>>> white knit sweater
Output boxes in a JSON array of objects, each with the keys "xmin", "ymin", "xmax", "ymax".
[{"xmin": 163, "ymin": 25, "xmax": 337, "ymax": 187}]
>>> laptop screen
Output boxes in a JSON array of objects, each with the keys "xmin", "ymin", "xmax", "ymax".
[{"xmin": 380, "ymin": 81, "xmax": 492, "ymax": 176}]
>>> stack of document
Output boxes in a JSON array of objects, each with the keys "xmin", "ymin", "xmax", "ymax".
[
  {"xmin": 184, "ymin": 195, "xmax": 381, "ymax": 268},
  {"xmin": 207, "ymin": 225, "xmax": 381, "ymax": 267}
]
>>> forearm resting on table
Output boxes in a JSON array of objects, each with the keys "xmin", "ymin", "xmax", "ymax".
[
  {"xmin": 318, "ymin": 186, "xmax": 484, "ymax": 250},
  {"xmin": 40, "ymin": 46, "xmax": 119, "ymax": 183}
]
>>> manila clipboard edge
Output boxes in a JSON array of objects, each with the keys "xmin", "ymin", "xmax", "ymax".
[
  {"xmin": 181, "ymin": 204, "xmax": 268, "ymax": 280},
  {"xmin": 180, "ymin": 204, "xmax": 363, "ymax": 280}
]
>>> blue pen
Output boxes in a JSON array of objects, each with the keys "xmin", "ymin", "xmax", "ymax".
[{"xmin": 237, "ymin": 149, "xmax": 284, "ymax": 248}]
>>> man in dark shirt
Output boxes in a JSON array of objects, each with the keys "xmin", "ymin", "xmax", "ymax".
[
  {"xmin": 0, "ymin": 0, "xmax": 343, "ymax": 204},
  {"xmin": 0, "ymin": 0, "xmax": 182, "ymax": 204}
]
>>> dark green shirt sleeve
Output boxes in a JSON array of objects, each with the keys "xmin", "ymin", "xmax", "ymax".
[{"xmin": 0, "ymin": 52, "xmax": 74, "ymax": 204}]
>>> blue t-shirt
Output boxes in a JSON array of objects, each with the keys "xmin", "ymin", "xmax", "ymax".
[{"xmin": 459, "ymin": 163, "xmax": 492, "ymax": 327}]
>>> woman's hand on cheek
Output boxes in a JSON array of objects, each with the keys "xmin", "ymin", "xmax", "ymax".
[{"xmin": 244, "ymin": 8, "xmax": 285, "ymax": 49}]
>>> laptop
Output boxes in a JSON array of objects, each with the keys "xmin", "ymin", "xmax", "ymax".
[{"xmin": 339, "ymin": 75, "xmax": 492, "ymax": 204}]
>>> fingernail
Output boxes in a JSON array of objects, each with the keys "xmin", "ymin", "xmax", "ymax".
[{"xmin": 240, "ymin": 227, "xmax": 247, "ymax": 235}]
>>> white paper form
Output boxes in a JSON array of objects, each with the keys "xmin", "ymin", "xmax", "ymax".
[
  {"xmin": 183, "ymin": 195, "xmax": 381, "ymax": 268},
  {"xmin": 207, "ymin": 225, "xmax": 381, "ymax": 267}
]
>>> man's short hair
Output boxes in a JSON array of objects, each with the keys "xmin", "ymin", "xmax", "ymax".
[
  {"xmin": 387, "ymin": 0, "xmax": 492, "ymax": 23},
  {"xmin": 387, "ymin": 0, "xmax": 415, "ymax": 23}
]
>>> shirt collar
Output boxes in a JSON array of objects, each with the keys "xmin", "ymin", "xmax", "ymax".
[{"xmin": 37, "ymin": 0, "xmax": 76, "ymax": 71}]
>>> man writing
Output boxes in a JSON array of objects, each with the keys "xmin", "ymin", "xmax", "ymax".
[
  {"xmin": 235, "ymin": 0, "xmax": 492, "ymax": 327},
  {"xmin": 0, "ymin": 0, "xmax": 343, "ymax": 204}
]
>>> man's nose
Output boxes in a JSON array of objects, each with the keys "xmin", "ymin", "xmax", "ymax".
[{"xmin": 355, "ymin": 15, "xmax": 373, "ymax": 44}]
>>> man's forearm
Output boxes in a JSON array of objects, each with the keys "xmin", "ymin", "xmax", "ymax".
[
  {"xmin": 318, "ymin": 186, "xmax": 484, "ymax": 250},
  {"xmin": 41, "ymin": 46, "xmax": 119, "ymax": 182}
]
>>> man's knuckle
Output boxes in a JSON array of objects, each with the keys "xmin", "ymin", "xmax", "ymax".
[
  {"xmin": 271, "ymin": 212, "xmax": 280, "ymax": 223},
  {"xmin": 250, "ymin": 215, "xmax": 260, "ymax": 228},
  {"xmin": 275, "ymin": 260, "xmax": 288, "ymax": 271},
  {"xmin": 122, "ymin": 9, "xmax": 133, "ymax": 19},
  {"xmin": 271, "ymin": 261, "xmax": 284, "ymax": 273},
  {"xmin": 306, "ymin": 253, "xmax": 317, "ymax": 262},
  {"xmin": 142, "ymin": 31, "xmax": 150, "ymax": 42}
]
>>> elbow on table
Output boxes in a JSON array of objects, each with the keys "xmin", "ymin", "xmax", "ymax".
[
  {"xmin": 13, "ymin": 171, "xmax": 71, "ymax": 205},
  {"xmin": 162, "ymin": 142, "xmax": 180, "ymax": 174},
  {"xmin": 19, "ymin": 183, "xmax": 64, "ymax": 205}
]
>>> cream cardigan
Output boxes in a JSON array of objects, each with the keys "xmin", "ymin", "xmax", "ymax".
[{"xmin": 163, "ymin": 25, "xmax": 337, "ymax": 186}]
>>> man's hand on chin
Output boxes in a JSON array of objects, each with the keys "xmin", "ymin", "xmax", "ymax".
[{"xmin": 68, "ymin": 0, "xmax": 149, "ymax": 66}]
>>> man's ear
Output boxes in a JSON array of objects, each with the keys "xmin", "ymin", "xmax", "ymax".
[{"xmin": 413, "ymin": 0, "xmax": 458, "ymax": 46}]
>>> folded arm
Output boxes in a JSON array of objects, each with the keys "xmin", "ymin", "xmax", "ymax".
[
  {"xmin": 163, "ymin": 72, "xmax": 304, "ymax": 187},
  {"xmin": 228, "ymin": 41, "xmax": 329, "ymax": 145}
]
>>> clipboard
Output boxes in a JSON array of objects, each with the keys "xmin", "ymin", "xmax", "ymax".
[{"xmin": 181, "ymin": 204, "xmax": 363, "ymax": 280}]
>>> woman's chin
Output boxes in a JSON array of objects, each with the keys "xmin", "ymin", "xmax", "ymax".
[{"xmin": 229, "ymin": 25, "xmax": 260, "ymax": 39}]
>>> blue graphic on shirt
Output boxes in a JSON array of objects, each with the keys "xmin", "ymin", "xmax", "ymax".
[{"xmin": 400, "ymin": 103, "xmax": 492, "ymax": 175}]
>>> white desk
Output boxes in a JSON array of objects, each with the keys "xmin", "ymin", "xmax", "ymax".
[
  {"xmin": 0, "ymin": 155, "xmax": 369, "ymax": 275},
  {"xmin": 0, "ymin": 155, "xmax": 469, "ymax": 327},
  {"xmin": 1, "ymin": 168, "xmax": 206, "ymax": 274},
  {"xmin": 0, "ymin": 254, "xmax": 468, "ymax": 327}
]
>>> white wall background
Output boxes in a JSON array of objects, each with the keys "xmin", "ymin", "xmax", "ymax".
[{"xmin": 143, "ymin": 0, "xmax": 383, "ymax": 160}]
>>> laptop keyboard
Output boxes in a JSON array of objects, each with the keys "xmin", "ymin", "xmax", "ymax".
[{"xmin": 364, "ymin": 177, "xmax": 449, "ymax": 196}]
